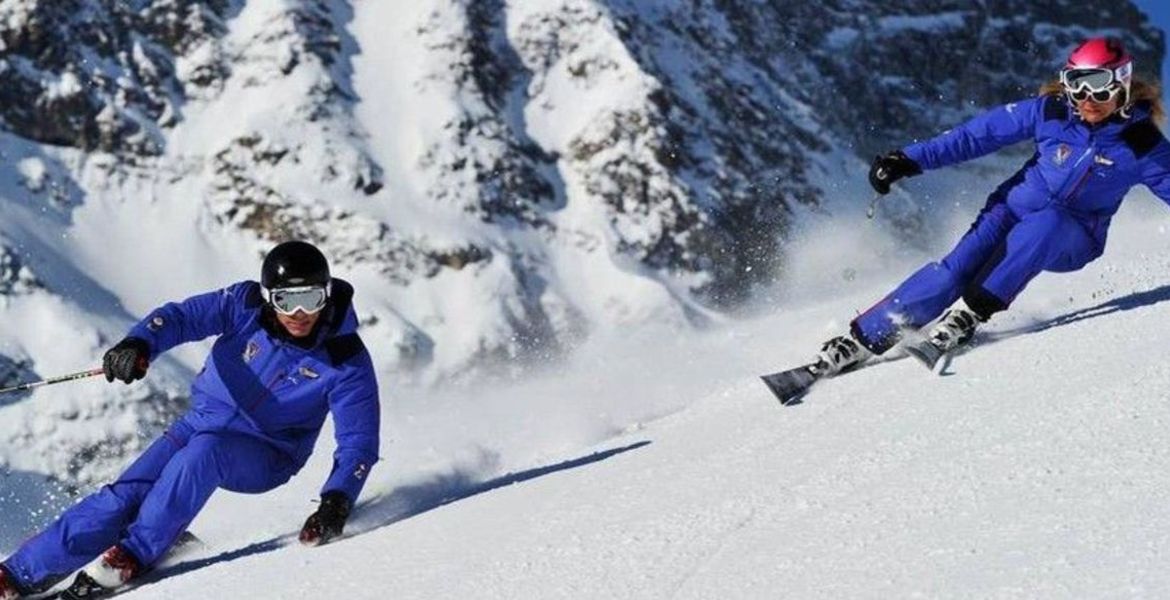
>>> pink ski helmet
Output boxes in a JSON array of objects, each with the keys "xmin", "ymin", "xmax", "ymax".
[{"xmin": 1060, "ymin": 37, "xmax": 1133, "ymax": 106}]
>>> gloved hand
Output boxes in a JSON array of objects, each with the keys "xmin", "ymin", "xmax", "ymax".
[
  {"xmin": 299, "ymin": 491, "xmax": 351, "ymax": 547},
  {"xmin": 868, "ymin": 150, "xmax": 922, "ymax": 195},
  {"xmin": 102, "ymin": 337, "xmax": 150, "ymax": 384}
]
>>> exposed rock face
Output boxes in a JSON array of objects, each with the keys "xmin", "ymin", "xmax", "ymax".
[
  {"xmin": 416, "ymin": 0, "xmax": 562, "ymax": 229},
  {"xmin": 0, "ymin": 0, "xmax": 1163, "ymax": 360},
  {"xmin": 0, "ymin": 0, "xmax": 236, "ymax": 154}
]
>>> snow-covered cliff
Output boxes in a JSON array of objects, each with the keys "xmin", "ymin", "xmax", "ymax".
[{"xmin": 0, "ymin": 0, "xmax": 1161, "ymax": 492}]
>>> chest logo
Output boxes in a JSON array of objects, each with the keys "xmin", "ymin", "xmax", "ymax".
[
  {"xmin": 243, "ymin": 341, "xmax": 261, "ymax": 363},
  {"xmin": 1094, "ymin": 154, "xmax": 1115, "ymax": 166},
  {"xmin": 1054, "ymin": 144, "xmax": 1071, "ymax": 167},
  {"xmin": 299, "ymin": 366, "xmax": 320, "ymax": 379}
]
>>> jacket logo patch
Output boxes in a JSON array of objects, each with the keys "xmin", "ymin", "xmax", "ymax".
[
  {"xmin": 1054, "ymin": 144, "xmax": 1071, "ymax": 167},
  {"xmin": 243, "ymin": 341, "xmax": 261, "ymax": 363},
  {"xmin": 299, "ymin": 366, "xmax": 320, "ymax": 379},
  {"xmin": 1094, "ymin": 154, "xmax": 1115, "ymax": 166},
  {"xmin": 354, "ymin": 463, "xmax": 369, "ymax": 480},
  {"xmin": 148, "ymin": 316, "xmax": 165, "ymax": 332}
]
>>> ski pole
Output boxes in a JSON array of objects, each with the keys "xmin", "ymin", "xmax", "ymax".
[
  {"xmin": 866, "ymin": 164, "xmax": 891, "ymax": 219},
  {"xmin": 865, "ymin": 192, "xmax": 883, "ymax": 219},
  {"xmin": 0, "ymin": 367, "xmax": 105, "ymax": 395}
]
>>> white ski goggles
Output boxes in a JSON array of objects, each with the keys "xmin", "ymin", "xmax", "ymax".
[
  {"xmin": 263, "ymin": 283, "xmax": 330, "ymax": 316},
  {"xmin": 1060, "ymin": 64, "xmax": 1130, "ymax": 103}
]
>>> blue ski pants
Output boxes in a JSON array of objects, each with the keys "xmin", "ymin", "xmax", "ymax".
[
  {"xmin": 3, "ymin": 416, "xmax": 296, "ymax": 592},
  {"xmin": 852, "ymin": 203, "xmax": 1104, "ymax": 353}
]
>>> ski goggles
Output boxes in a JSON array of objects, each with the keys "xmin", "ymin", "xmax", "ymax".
[
  {"xmin": 1060, "ymin": 64, "xmax": 1130, "ymax": 103},
  {"xmin": 263, "ymin": 283, "xmax": 330, "ymax": 315}
]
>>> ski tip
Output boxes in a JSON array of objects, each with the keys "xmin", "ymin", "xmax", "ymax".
[
  {"xmin": 759, "ymin": 376, "xmax": 797, "ymax": 405},
  {"xmin": 779, "ymin": 395, "xmax": 804, "ymax": 407},
  {"xmin": 759, "ymin": 367, "xmax": 817, "ymax": 406}
]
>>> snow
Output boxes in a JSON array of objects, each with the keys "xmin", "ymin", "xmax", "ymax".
[
  {"xmin": 0, "ymin": 190, "xmax": 1156, "ymax": 598},
  {"xmin": 349, "ymin": 0, "xmax": 454, "ymax": 217},
  {"xmin": 15, "ymin": 158, "xmax": 44, "ymax": 193},
  {"xmin": 877, "ymin": 12, "xmax": 971, "ymax": 33}
]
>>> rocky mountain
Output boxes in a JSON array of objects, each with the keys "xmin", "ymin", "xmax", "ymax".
[{"xmin": 0, "ymin": 0, "xmax": 1161, "ymax": 492}]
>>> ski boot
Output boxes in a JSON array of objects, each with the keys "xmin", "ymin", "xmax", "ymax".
[
  {"xmin": 813, "ymin": 331, "xmax": 873, "ymax": 376},
  {"xmin": 905, "ymin": 302, "xmax": 984, "ymax": 369},
  {"xmin": 59, "ymin": 545, "xmax": 141, "ymax": 599},
  {"xmin": 927, "ymin": 304, "xmax": 982, "ymax": 352}
]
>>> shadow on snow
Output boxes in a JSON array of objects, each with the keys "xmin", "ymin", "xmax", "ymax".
[
  {"xmin": 139, "ymin": 441, "xmax": 652, "ymax": 587},
  {"xmin": 931, "ymin": 283, "xmax": 1170, "ymax": 373}
]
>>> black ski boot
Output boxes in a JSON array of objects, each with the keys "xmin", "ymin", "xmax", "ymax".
[
  {"xmin": 926, "ymin": 305, "xmax": 982, "ymax": 352},
  {"xmin": 814, "ymin": 332, "xmax": 873, "ymax": 376},
  {"xmin": 57, "ymin": 572, "xmax": 110, "ymax": 599},
  {"xmin": 905, "ymin": 303, "xmax": 985, "ymax": 369}
]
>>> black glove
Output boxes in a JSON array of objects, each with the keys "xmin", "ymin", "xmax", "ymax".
[
  {"xmin": 102, "ymin": 337, "xmax": 150, "ymax": 384},
  {"xmin": 299, "ymin": 491, "xmax": 351, "ymax": 546},
  {"xmin": 868, "ymin": 150, "xmax": 922, "ymax": 195}
]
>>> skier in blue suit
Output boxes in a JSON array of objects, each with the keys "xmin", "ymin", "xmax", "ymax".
[
  {"xmin": 813, "ymin": 37, "xmax": 1170, "ymax": 374},
  {"xmin": 0, "ymin": 241, "xmax": 380, "ymax": 599}
]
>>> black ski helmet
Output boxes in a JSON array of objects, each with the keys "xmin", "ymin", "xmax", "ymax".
[{"xmin": 261, "ymin": 240, "xmax": 331, "ymax": 290}]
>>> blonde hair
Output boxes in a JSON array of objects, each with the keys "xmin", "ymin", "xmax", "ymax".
[{"xmin": 1039, "ymin": 77, "xmax": 1165, "ymax": 125}]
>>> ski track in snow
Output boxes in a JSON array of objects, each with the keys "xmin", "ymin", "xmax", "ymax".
[{"xmin": 38, "ymin": 194, "xmax": 1160, "ymax": 599}]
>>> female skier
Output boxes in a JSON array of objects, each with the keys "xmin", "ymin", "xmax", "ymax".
[{"xmin": 814, "ymin": 37, "xmax": 1169, "ymax": 374}]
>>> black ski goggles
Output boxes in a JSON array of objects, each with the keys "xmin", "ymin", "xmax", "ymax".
[{"xmin": 263, "ymin": 283, "xmax": 330, "ymax": 316}]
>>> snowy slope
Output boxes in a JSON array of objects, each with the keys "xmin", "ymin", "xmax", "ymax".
[{"xmin": 63, "ymin": 191, "xmax": 1169, "ymax": 599}]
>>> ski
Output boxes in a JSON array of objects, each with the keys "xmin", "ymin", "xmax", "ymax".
[
  {"xmin": 761, "ymin": 336, "xmax": 941, "ymax": 405},
  {"xmin": 159, "ymin": 530, "xmax": 207, "ymax": 565},
  {"xmin": 760, "ymin": 363, "xmax": 823, "ymax": 406},
  {"xmin": 903, "ymin": 339, "xmax": 945, "ymax": 370}
]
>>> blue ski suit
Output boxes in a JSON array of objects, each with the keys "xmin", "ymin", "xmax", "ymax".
[
  {"xmin": 852, "ymin": 96, "xmax": 1170, "ymax": 353},
  {"xmin": 3, "ymin": 279, "xmax": 380, "ymax": 593}
]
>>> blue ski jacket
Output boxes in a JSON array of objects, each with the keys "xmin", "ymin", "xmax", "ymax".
[
  {"xmin": 126, "ymin": 278, "xmax": 380, "ymax": 503},
  {"xmin": 902, "ymin": 96, "xmax": 1170, "ymax": 246}
]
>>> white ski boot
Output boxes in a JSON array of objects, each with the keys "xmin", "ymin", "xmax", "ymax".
[{"xmin": 60, "ymin": 545, "xmax": 142, "ymax": 599}]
